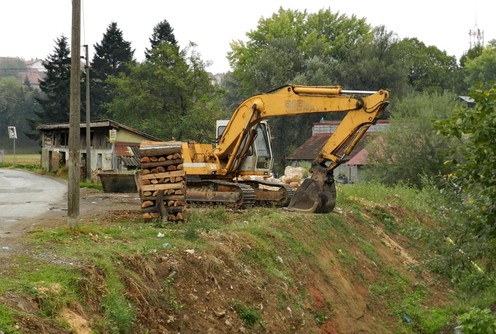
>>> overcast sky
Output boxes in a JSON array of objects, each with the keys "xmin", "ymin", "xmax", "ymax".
[{"xmin": 0, "ymin": 0, "xmax": 493, "ymax": 74}]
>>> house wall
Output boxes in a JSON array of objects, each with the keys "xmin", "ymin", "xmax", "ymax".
[
  {"xmin": 39, "ymin": 126, "xmax": 152, "ymax": 173},
  {"xmin": 116, "ymin": 129, "xmax": 151, "ymax": 143},
  {"xmin": 334, "ymin": 164, "xmax": 359, "ymax": 183},
  {"xmin": 40, "ymin": 146, "xmax": 114, "ymax": 172},
  {"xmin": 312, "ymin": 120, "xmax": 389, "ymax": 136}
]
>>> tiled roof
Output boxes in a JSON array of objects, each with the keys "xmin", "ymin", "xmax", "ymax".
[
  {"xmin": 347, "ymin": 148, "xmax": 368, "ymax": 165},
  {"xmin": 286, "ymin": 134, "xmax": 331, "ymax": 160},
  {"xmin": 116, "ymin": 144, "xmax": 141, "ymax": 168},
  {"xmin": 286, "ymin": 133, "xmax": 372, "ymax": 162},
  {"xmin": 36, "ymin": 119, "xmax": 162, "ymax": 142}
]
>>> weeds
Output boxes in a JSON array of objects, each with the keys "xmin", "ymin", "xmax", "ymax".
[
  {"xmin": 99, "ymin": 260, "xmax": 137, "ymax": 333},
  {"xmin": 164, "ymin": 272, "xmax": 184, "ymax": 310},
  {"xmin": 231, "ymin": 300, "xmax": 262, "ymax": 327},
  {"xmin": 0, "ymin": 305, "xmax": 21, "ymax": 334},
  {"xmin": 457, "ymin": 307, "xmax": 496, "ymax": 333}
]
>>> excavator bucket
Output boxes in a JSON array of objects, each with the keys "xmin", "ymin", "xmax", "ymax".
[{"xmin": 287, "ymin": 170, "xmax": 336, "ymax": 213}]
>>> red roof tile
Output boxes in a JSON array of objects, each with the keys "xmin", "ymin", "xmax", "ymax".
[{"xmin": 286, "ymin": 133, "xmax": 373, "ymax": 162}]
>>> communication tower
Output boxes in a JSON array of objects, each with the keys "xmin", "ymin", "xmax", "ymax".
[{"xmin": 469, "ymin": 23, "xmax": 484, "ymax": 49}]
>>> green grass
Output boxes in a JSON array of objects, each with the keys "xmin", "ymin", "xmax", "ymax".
[
  {"xmin": 231, "ymin": 300, "xmax": 263, "ymax": 328},
  {"xmin": 0, "ymin": 305, "xmax": 20, "ymax": 334}
]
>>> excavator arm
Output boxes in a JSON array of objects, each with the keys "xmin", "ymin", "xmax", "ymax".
[
  {"xmin": 213, "ymin": 84, "xmax": 389, "ymax": 213},
  {"xmin": 215, "ymin": 85, "xmax": 389, "ymax": 176}
]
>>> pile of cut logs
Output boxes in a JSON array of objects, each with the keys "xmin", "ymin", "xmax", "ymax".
[{"xmin": 138, "ymin": 141, "xmax": 186, "ymax": 222}]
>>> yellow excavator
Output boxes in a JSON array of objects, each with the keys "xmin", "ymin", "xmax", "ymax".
[{"xmin": 177, "ymin": 84, "xmax": 390, "ymax": 213}]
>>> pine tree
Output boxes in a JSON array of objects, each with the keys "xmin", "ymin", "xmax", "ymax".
[
  {"xmin": 145, "ymin": 19, "xmax": 178, "ymax": 60},
  {"xmin": 26, "ymin": 35, "xmax": 71, "ymax": 140},
  {"xmin": 90, "ymin": 22, "xmax": 135, "ymax": 119}
]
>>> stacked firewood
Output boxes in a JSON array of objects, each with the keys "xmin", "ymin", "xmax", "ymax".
[{"xmin": 138, "ymin": 141, "xmax": 186, "ymax": 222}]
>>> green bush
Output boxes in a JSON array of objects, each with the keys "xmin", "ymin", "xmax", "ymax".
[{"xmin": 457, "ymin": 307, "xmax": 496, "ymax": 334}]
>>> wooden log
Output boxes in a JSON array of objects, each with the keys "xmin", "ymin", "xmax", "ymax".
[
  {"xmin": 140, "ymin": 170, "xmax": 185, "ymax": 181},
  {"xmin": 141, "ymin": 200, "xmax": 155, "ymax": 208},
  {"xmin": 140, "ymin": 159, "xmax": 183, "ymax": 169},
  {"xmin": 141, "ymin": 195, "xmax": 185, "ymax": 201},
  {"xmin": 139, "ymin": 142, "xmax": 182, "ymax": 157},
  {"xmin": 140, "ymin": 181, "xmax": 185, "ymax": 192},
  {"xmin": 169, "ymin": 211, "xmax": 185, "ymax": 222}
]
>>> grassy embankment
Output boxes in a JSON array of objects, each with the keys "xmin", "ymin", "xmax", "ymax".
[{"xmin": 1, "ymin": 177, "xmax": 494, "ymax": 333}]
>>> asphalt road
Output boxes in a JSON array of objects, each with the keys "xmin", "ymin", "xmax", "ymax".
[{"xmin": 0, "ymin": 169, "xmax": 66, "ymax": 227}]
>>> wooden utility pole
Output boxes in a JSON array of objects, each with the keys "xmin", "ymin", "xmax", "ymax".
[
  {"xmin": 84, "ymin": 44, "xmax": 91, "ymax": 183},
  {"xmin": 68, "ymin": 0, "xmax": 81, "ymax": 227}
]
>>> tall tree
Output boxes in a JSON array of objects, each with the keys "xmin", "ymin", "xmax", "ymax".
[
  {"xmin": 90, "ymin": 22, "xmax": 135, "ymax": 119},
  {"xmin": 326, "ymin": 25, "xmax": 409, "ymax": 95},
  {"xmin": 107, "ymin": 43, "xmax": 224, "ymax": 140},
  {"xmin": 390, "ymin": 38, "xmax": 461, "ymax": 94},
  {"xmin": 463, "ymin": 41, "xmax": 496, "ymax": 90},
  {"xmin": 145, "ymin": 19, "xmax": 178, "ymax": 60},
  {"xmin": 0, "ymin": 77, "xmax": 41, "ymax": 147},
  {"xmin": 229, "ymin": 8, "xmax": 372, "ymax": 92},
  {"xmin": 459, "ymin": 44, "xmax": 484, "ymax": 68},
  {"xmin": 436, "ymin": 83, "xmax": 496, "ymax": 271},
  {"xmin": 27, "ymin": 35, "xmax": 71, "ymax": 139}
]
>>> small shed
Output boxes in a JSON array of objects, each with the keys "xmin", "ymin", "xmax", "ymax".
[{"xmin": 37, "ymin": 120, "xmax": 162, "ymax": 175}]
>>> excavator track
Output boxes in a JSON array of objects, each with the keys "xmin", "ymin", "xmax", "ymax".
[
  {"xmin": 239, "ymin": 180, "xmax": 295, "ymax": 207},
  {"xmin": 185, "ymin": 178, "xmax": 256, "ymax": 209}
]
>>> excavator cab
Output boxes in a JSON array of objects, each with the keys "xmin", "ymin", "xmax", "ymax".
[{"xmin": 216, "ymin": 120, "xmax": 274, "ymax": 176}]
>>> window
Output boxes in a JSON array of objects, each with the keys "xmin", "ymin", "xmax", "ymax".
[{"xmin": 59, "ymin": 132, "xmax": 69, "ymax": 146}]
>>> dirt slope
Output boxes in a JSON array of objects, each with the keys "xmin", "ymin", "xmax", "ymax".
[{"xmin": 0, "ymin": 189, "xmax": 453, "ymax": 333}]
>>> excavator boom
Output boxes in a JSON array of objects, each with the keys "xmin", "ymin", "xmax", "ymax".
[{"xmin": 214, "ymin": 85, "xmax": 389, "ymax": 179}]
